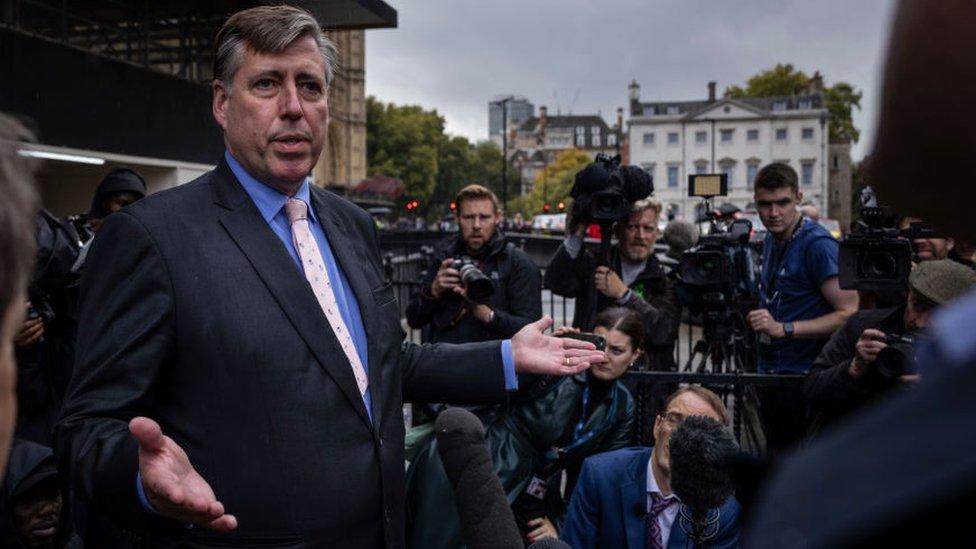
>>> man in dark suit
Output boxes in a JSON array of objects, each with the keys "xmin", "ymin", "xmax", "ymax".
[
  {"xmin": 562, "ymin": 387, "xmax": 740, "ymax": 549},
  {"xmin": 53, "ymin": 6, "xmax": 603, "ymax": 548}
]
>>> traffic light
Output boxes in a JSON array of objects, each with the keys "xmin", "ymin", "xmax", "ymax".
[
  {"xmin": 449, "ymin": 201, "xmax": 457, "ymax": 211},
  {"xmin": 557, "ymin": 201, "xmax": 565, "ymax": 211},
  {"xmin": 543, "ymin": 203, "xmax": 550, "ymax": 212}
]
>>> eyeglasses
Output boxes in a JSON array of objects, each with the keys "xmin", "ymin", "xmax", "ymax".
[{"xmin": 659, "ymin": 411, "xmax": 685, "ymax": 428}]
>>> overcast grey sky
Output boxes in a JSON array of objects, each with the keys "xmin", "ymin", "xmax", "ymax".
[{"xmin": 364, "ymin": 0, "xmax": 897, "ymax": 161}]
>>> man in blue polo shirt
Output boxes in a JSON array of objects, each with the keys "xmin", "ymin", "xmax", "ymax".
[{"xmin": 746, "ymin": 162, "xmax": 858, "ymax": 453}]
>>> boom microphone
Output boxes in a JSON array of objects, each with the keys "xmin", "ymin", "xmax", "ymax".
[
  {"xmin": 434, "ymin": 408, "xmax": 522, "ymax": 549},
  {"xmin": 668, "ymin": 415, "xmax": 738, "ymax": 510}
]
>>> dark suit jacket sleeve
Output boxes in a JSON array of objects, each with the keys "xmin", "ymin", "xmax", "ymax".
[
  {"xmin": 55, "ymin": 211, "xmax": 176, "ymax": 533},
  {"xmin": 489, "ymin": 249, "xmax": 542, "ymax": 338},
  {"xmin": 400, "ymin": 340, "xmax": 508, "ymax": 404},
  {"xmin": 544, "ymin": 242, "xmax": 592, "ymax": 299},
  {"xmin": 561, "ymin": 458, "xmax": 601, "ymax": 549}
]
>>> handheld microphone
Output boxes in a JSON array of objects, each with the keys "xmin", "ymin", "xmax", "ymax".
[
  {"xmin": 669, "ymin": 415, "xmax": 739, "ymax": 545},
  {"xmin": 434, "ymin": 408, "xmax": 522, "ymax": 549}
]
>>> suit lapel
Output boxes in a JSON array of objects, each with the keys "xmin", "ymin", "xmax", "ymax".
[
  {"xmin": 212, "ymin": 162, "xmax": 371, "ymax": 428},
  {"xmin": 621, "ymin": 447, "xmax": 653, "ymax": 549},
  {"xmin": 309, "ymin": 189, "xmax": 385, "ymax": 427}
]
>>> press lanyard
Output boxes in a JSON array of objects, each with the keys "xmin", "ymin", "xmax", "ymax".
[{"xmin": 762, "ymin": 217, "xmax": 805, "ymax": 306}]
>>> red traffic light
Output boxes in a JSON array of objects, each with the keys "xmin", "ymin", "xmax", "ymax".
[
  {"xmin": 450, "ymin": 201, "xmax": 457, "ymax": 211},
  {"xmin": 543, "ymin": 203, "xmax": 550, "ymax": 212}
]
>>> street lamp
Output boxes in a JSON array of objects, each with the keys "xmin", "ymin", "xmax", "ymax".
[{"xmin": 492, "ymin": 96, "xmax": 516, "ymax": 214}]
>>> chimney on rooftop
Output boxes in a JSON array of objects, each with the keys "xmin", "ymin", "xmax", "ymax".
[
  {"xmin": 708, "ymin": 81, "xmax": 717, "ymax": 102},
  {"xmin": 616, "ymin": 107, "xmax": 623, "ymax": 130}
]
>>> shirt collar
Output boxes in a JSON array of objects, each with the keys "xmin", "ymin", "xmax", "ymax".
[
  {"xmin": 225, "ymin": 151, "xmax": 319, "ymax": 225},
  {"xmin": 646, "ymin": 449, "xmax": 679, "ymax": 501}
]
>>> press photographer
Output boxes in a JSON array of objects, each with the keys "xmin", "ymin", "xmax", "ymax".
[
  {"xmin": 747, "ymin": 162, "xmax": 859, "ymax": 453},
  {"xmin": 406, "ymin": 184, "xmax": 541, "ymax": 344},
  {"xmin": 805, "ymin": 259, "xmax": 976, "ymax": 433},
  {"xmin": 544, "ymin": 155, "xmax": 676, "ymax": 376}
]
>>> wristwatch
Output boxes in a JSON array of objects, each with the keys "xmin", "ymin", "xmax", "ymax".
[
  {"xmin": 782, "ymin": 321, "xmax": 795, "ymax": 340},
  {"xmin": 487, "ymin": 309, "xmax": 495, "ymax": 324}
]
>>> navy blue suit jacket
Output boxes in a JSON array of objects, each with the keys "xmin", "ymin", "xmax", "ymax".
[{"xmin": 562, "ymin": 447, "xmax": 740, "ymax": 549}]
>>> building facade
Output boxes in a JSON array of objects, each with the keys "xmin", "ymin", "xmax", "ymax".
[
  {"xmin": 627, "ymin": 81, "xmax": 829, "ymax": 221},
  {"xmin": 510, "ymin": 106, "xmax": 624, "ymax": 195},
  {"xmin": 488, "ymin": 95, "xmax": 534, "ymax": 148},
  {"xmin": 313, "ymin": 29, "xmax": 367, "ymax": 193}
]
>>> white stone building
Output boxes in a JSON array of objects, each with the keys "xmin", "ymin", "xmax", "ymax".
[{"xmin": 627, "ymin": 81, "xmax": 829, "ymax": 221}]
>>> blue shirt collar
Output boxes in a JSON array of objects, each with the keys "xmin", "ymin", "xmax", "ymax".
[{"xmin": 224, "ymin": 151, "xmax": 319, "ymax": 225}]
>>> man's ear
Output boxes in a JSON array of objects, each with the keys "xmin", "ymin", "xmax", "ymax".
[
  {"xmin": 795, "ymin": 190, "xmax": 804, "ymax": 204},
  {"xmin": 947, "ymin": 237, "xmax": 956, "ymax": 252},
  {"xmin": 212, "ymin": 80, "xmax": 229, "ymax": 131}
]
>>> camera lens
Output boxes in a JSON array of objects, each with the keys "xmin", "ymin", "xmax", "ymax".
[{"xmin": 860, "ymin": 251, "xmax": 898, "ymax": 279}]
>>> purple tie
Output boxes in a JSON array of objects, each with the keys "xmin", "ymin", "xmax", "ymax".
[
  {"xmin": 646, "ymin": 492, "xmax": 673, "ymax": 549},
  {"xmin": 284, "ymin": 198, "xmax": 368, "ymax": 397}
]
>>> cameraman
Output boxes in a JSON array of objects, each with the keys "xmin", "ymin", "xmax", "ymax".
[
  {"xmin": 805, "ymin": 259, "xmax": 976, "ymax": 433},
  {"xmin": 545, "ymin": 197, "xmax": 677, "ymax": 373},
  {"xmin": 406, "ymin": 184, "xmax": 541, "ymax": 344},
  {"xmin": 746, "ymin": 163, "xmax": 858, "ymax": 452}
]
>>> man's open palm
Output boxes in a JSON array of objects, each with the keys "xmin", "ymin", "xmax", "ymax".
[{"xmin": 130, "ymin": 417, "xmax": 237, "ymax": 531}]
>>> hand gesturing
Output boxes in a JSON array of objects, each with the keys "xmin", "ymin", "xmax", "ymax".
[
  {"xmin": 129, "ymin": 417, "xmax": 237, "ymax": 531},
  {"xmin": 511, "ymin": 316, "xmax": 606, "ymax": 376}
]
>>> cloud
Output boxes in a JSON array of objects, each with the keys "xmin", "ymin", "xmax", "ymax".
[{"xmin": 366, "ymin": 0, "xmax": 896, "ymax": 160}]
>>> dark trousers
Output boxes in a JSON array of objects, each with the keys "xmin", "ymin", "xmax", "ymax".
[{"xmin": 757, "ymin": 384, "xmax": 809, "ymax": 455}]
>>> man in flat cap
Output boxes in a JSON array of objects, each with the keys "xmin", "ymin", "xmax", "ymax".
[{"xmin": 804, "ymin": 259, "xmax": 976, "ymax": 433}]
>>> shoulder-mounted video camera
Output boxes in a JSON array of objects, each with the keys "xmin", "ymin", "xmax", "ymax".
[
  {"xmin": 569, "ymin": 153, "xmax": 654, "ymax": 227},
  {"xmin": 838, "ymin": 186, "xmax": 940, "ymax": 291}
]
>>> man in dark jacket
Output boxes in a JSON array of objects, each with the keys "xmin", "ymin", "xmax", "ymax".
[
  {"xmin": 544, "ymin": 197, "xmax": 677, "ymax": 372},
  {"xmin": 805, "ymin": 259, "xmax": 976, "ymax": 433},
  {"xmin": 406, "ymin": 184, "xmax": 541, "ymax": 344},
  {"xmin": 0, "ymin": 439, "xmax": 80, "ymax": 548}
]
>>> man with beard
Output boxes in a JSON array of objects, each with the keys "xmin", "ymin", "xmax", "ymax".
[
  {"xmin": 406, "ymin": 184, "xmax": 541, "ymax": 344},
  {"xmin": 546, "ymin": 197, "xmax": 677, "ymax": 373}
]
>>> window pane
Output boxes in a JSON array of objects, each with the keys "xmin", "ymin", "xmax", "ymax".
[
  {"xmin": 747, "ymin": 129, "xmax": 759, "ymax": 141},
  {"xmin": 747, "ymin": 164, "xmax": 758, "ymax": 189},
  {"xmin": 643, "ymin": 133, "xmax": 655, "ymax": 145},
  {"xmin": 668, "ymin": 132, "xmax": 679, "ymax": 144},
  {"xmin": 696, "ymin": 131, "xmax": 707, "ymax": 143},
  {"xmin": 802, "ymin": 127, "xmax": 814, "ymax": 139},
  {"xmin": 695, "ymin": 164, "xmax": 708, "ymax": 174},
  {"xmin": 721, "ymin": 164, "xmax": 734, "ymax": 187},
  {"xmin": 776, "ymin": 129, "xmax": 787, "ymax": 140},
  {"xmin": 802, "ymin": 162, "xmax": 814, "ymax": 185},
  {"xmin": 668, "ymin": 166, "xmax": 679, "ymax": 188},
  {"xmin": 720, "ymin": 129, "xmax": 734, "ymax": 143}
]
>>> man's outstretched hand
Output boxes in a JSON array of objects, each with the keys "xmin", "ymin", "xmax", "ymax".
[
  {"xmin": 511, "ymin": 316, "xmax": 605, "ymax": 376},
  {"xmin": 129, "ymin": 417, "xmax": 237, "ymax": 531}
]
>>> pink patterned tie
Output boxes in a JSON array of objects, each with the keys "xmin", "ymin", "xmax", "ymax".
[{"xmin": 284, "ymin": 198, "xmax": 368, "ymax": 397}]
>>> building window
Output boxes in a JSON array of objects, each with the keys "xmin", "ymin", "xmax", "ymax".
[
  {"xmin": 773, "ymin": 100, "xmax": 787, "ymax": 111},
  {"xmin": 667, "ymin": 166, "xmax": 679, "ymax": 188},
  {"xmin": 832, "ymin": 154, "xmax": 839, "ymax": 169},
  {"xmin": 695, "ymin": 131, "xmax": 707, "ymax": 144},
  {"xmin": 746, "ymin": 163, "xmax": 759, "ymax": 189},
  {"xmin": 801, "ymin": 161, "xmax": 814, "ymax": 186},
  {"xmin": 802, "ymin": 127, "xmax": 814, "ymax": 140},
  {"xmin": 591, "ymin": 135, "xmax": 601, "ymax": 147},
  {"xmin": 667, "ymin": 132, "xmax": 679, "ymax": 145},
  {"xmin": 720, "ymin": 129, "xmax": 734, "ymax": 143},
  {"xmin": 747, "ymin": 129, "xmax": 759, "ymax": 141},
  {"xmin": 720, "ymin": 162, "xmax": 735, "ymax": 187},
  {"xmin": 607, "ymin": 134, "xmax": 617, "ymax": 147},
  {"xmin": 643, "ymin": 133, "xmax": 655, "ymax": 145},
  {"xmin": 666, "ymin": 105, "xmax": 679, "ymax": 115},
  {"xmin": 695, "ymin": 162, "xmax": 708, "ymax": 174},
  {"xmin": 591, "ymin": 125, "xmax": 601, "ymax": 135},
  {"xmin": 776, "ymin": 128, "xmax": 788, "ymax": 141},
  {"xmin": 576, "ymin": 126, "xmax": 585, "ymax": 135},
  {"xmin": 798, "ymin": 99, "xmax": 812, "ymax": 109}
]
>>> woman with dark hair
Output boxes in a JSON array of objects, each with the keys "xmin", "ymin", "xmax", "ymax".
[{"xmin": 406, "ymin": 307, "xmax": 642, "ymax": 547}]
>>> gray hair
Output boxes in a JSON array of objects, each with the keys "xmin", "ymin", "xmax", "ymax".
[
  {"xmin": 0, "ymin": 112, "xmax": 39, "ymax": 318},
  {"xmin": 213, "ymin": 5, "xmax": 338, "ymax": 91},
  {"xmin": 631, "ymin": 196, "xmax": 663, "ymax": 218}
]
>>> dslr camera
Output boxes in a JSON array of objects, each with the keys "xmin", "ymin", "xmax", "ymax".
[
  {"xmin": 839, "ymin": 186, "xmax": 941, "ymax": 291},
  {"xmin": 874, "ymin": 332, "xmax": 924, "ymax": 379},
  {"xmin": 569, "ymin": 153, "xmax": 654, "ymax": 227},
  {"xmin": 452, "ymin": 256, "xmax": 494, "ymax": 304}
]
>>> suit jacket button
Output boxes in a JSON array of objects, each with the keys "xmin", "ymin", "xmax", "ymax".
[
  {"xmin": 378, "ymin": 436, "xmax": 384, "ymax": 447},
  {"xmin": 384, "ymin": 508, "xmax": 391, "ymax": 523}
]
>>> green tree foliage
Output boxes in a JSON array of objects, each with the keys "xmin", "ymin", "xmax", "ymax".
[
  {"xmin": 366, "ymin": 96, "xmax": 506, "ymax": 216},
  {"xmin": 507, "ymin": 149, "xmax": 591, "ymax": 217},
  {"xmin": 726, "ymin": 63, "xmax": 863, "ymax": 143},
  {"xmin": 366, "ymin": 96, "xmax": 444, "ymax": 200}
]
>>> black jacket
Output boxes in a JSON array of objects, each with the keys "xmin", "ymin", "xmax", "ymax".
[
  {"xmin": 805, "ymin": 305, "xmax": 906, "ymax": 433},
  {"xmin": 405, "ymin": 232, "xmax": 541, "ymax": 343},
  {"xmin": 544, "ymin": 241, "xmax": 678, "ymax": 371}
]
